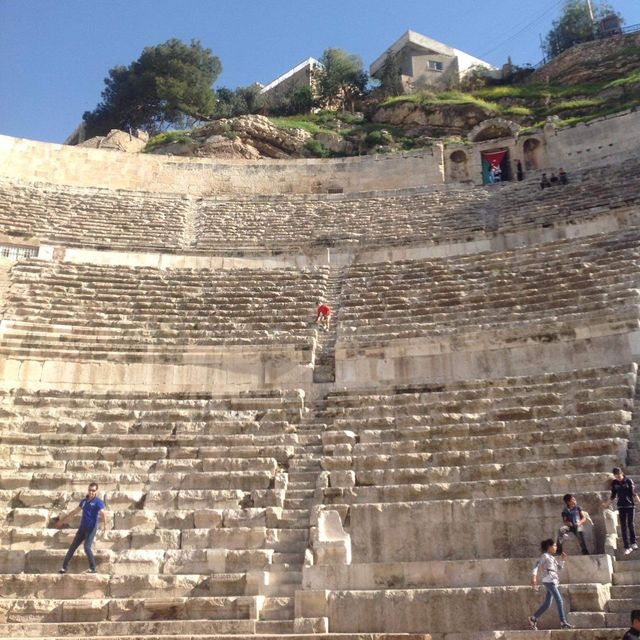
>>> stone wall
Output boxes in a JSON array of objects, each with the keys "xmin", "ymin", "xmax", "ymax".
[
  {"xmin": 547, "ymin": 109, "xmax": 640, "ymax": 171},
  {"xmin": 0, "ymin": 135, "xmax": 445, "ymax": 196}
]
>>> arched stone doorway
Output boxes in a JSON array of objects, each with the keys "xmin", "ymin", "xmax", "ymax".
[
  {"xmin": 522, "ymin": 138, "xmax": 543, "ymax": 170},
  {"xmin": 449, "ymin": 150, "xmax": 469, "ymax": 182}
]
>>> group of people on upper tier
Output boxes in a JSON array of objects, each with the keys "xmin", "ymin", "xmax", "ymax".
[
  {"xmin": 528, "ymin": 467, "xmax": 639, "ymax": 632},
  {"xmin": 540, "ymin": 168, "xmax": 568, "ymax": 188}
]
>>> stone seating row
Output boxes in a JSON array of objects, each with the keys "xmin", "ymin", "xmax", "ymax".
[
  {"xmin": 2, "ymin": 157, "xmax": 640, "ymax": 254},
  {"xmin": 0, "ymin": 261, "xmax": 326, "ymax": 357},
  {"xmin": 337, "ymin": 228, "xmax": 640, "ymax": 344},
  {"xmin": 0, "ymin": 181, "xmax": 187, "ymax": 251}
]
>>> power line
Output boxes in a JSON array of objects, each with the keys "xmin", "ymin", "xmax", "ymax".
[{"xmin": 478, "ymin": 0, "xmax": 565, "ymax": 59}]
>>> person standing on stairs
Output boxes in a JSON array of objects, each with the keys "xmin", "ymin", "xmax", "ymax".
[
  {"xmin": 55, "ymin": 482, "xmax": 107, "ymax": 574},
  {"xmin": 602, "ymin": 467, "xmax": 640, "ymax": 555}
]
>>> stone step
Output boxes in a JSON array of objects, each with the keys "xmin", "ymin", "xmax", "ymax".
[
  {"xmin": 610, "ymin": 584, "xmax": 640, "ymax": 598},
  {"xmin": 607, "ymin": 598, "xmax": 637, "ymax": 612},
  {"xmin": 271, "ymin": 552, "xmax": 303, "ymax": 565},
  {"xmin": 259, "ymin": 596, "xmax": 294, "ymax": 621},
  {"xmin": 0, "ymin": 595, "xmax": 259, "ymax": 623},
  {"xmin": 612, "ymin": 571, "xmax": 639, "ymax": 584}
]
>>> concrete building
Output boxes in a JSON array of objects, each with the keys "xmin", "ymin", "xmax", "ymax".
[
  {"xmin": 370, "ymin": 30, "xmax": 496, "ymax": 91},
  {"xmin": 259, "ymin": 57, "xmax": 321, "ymax": 106}
]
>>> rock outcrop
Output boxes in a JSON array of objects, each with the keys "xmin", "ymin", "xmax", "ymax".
[{"xmin": 372, "ymin": 102, "xmax": 493, "ymax": 136}]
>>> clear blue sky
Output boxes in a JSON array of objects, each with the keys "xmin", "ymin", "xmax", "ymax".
[{"xmin": 1, "ymin": 0, "xmax": 639, "ymax": 143}]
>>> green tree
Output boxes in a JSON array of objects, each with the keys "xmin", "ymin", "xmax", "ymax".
[
  {"xmin": 543, "ymin": 0, "xmax": 622, "ymax": 58},
  {"xmin": 378, "ymin": 49, "xmax": 404, "ymax": 98},
  {"xmin": 315, "ymin": 48, "xmax": 368, "ymax": 111},
  {"xmin": 83, "ymin": 38, "xmax": 221, "ymax": 137},
  {"xmin": 214, "ymin": 84, "xmax": 264, "ymax": 118}
]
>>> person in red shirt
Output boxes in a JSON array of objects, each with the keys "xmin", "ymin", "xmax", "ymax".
[{"xmin": 315, "ymin": 302, "xmax": 332, "ymax": 330}]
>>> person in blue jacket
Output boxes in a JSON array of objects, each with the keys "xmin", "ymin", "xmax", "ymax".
[{"xmin": 55, "ymin": 482, "xmax": 107, "ymax": 573}]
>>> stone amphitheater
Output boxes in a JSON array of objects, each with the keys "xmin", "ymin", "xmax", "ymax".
[{"xmin": 0, "ymin": 108, "xmax": 639, "ymax": 640}]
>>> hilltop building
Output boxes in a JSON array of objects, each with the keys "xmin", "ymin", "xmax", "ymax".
[
  {"xmin": 259, "ymin": 57, "xmax": 321, "ymax": 106},
  {"xmin": 370, "ymin": 30, "xmax": 497, "ymax": 91}
]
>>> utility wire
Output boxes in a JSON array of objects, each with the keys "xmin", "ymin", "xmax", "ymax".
[{"xmin": 478, "ymin": 0, "xmax": 565, "ymax": 59}]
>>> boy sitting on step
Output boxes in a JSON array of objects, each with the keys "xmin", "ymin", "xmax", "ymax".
[
  {"xmin": 556, "ymin": 493, "xmax": 591, "ymax": 555},
  {"xmin": 624, "ymin": 609, "xmax": 640, "ymax": 640}
]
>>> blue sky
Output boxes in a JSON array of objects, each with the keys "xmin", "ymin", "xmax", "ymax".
[{"xmin": 1, "ymin": 0, "xmax": 639, "ymax": 143}]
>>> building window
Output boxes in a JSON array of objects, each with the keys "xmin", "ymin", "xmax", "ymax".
[{"xmin": 428, "ymin": 60, "xmax": 444, "ymax": 72}]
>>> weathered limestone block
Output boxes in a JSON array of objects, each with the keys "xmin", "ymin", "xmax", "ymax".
[
  {"xmin": 6, "ymin": 598, "xmax": 62, "ymax": 623},
  {"xmin": 130, "ymin": 529, "xmax": 180, "ymax": 550},
  {"xmin": 0, "ymin": 574, "xmax": 108, "ymax": 599},
  {"xmin": 9, "ymin": 507, "xmax": 48, "ymax": 526},
  {"xmin": 209, "ymin": 527, "xmax": 268, "ymax": 550},
  {"xmin": 322, "ymin": 430, "xmax": 357, "ymax": 446},
  {"xmin": 313, "ymin": 510, "xmax": 351, "ymax": 566},
  {"xmin": 109, "ymin": 550, "xmax": 164, "ymax": 575},
  {"xmin": 109, "ymin": 574, "xmax": 199, "ymax": 599},
  {"xmin": 178, "ymin": 490, "xmax": 244, "ymax": 510},
  {"xmin": 113, "ymin": 510, "xmax": 157, "ymax": 530},
  {"xmin": 321, "ymin": 457, "xmax": 353, "ymax": 471},
  {"xmin": 0, "ymin": 549, "xmax": 25, "ymax": 573},
  {"xmin": 104, "ymin": 491, "xmax": 144, "ymax": 509},
  {"xmin": 156, "ymin": 510, "xmax": 194, "ymax": 530},
  {"xmin": 603, "ymin": 507, "xmax": 618, "ymax": 555},
  {"xmin": 293, "ymin": 616, "xmax": 329, "ymax": 633},
  {"xmin": 223, "ymin": 508, "xmax": 266, "ymax": 528},
  {"xmin": 329, "ymin": 471, "xmax": 355, "ymax": 488},
  {"xmin": 193, "ymin": 509, "xmax": 223, "ymax": 529},
  {"xmin": 566, "ymin": 582, "xmax": 610, "ymax": 612}
]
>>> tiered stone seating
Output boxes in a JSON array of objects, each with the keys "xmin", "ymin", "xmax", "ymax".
[
  {"xmin": 297, "ymin": 364, "xmax": 637, "ymax": 635},
  {"xmin": 194, "ymin": 159, "xmax": 640, "ymax": 251},
  {"xmin": 0, "ymin": 389, "xmax": 319, "ymax": 629},
  {"xmin": 479, "ymin": 158, "xmax": 640, "ymax": 233},
  {"xmin": 337, "ymin": 228, "xmax": 640, "ymax": 346},
  {"xmin": 3, "ymin": 159, "xmax": 639, "ymax": 256},
  {"xmin": 0, "ymin": 260, "xmax": 326, "ymax": 360},
  {"xmin": 195, "ymin": 190, "xmax": 489, "ymax": 250},
  {"xmin": 0, "ymin": 180, "xmax": 188, "ymax": 251}
]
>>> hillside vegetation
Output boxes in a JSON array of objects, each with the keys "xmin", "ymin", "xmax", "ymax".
[{"xmin": 145, "ymin": 34, "xmax": 640, "ymax": 159}]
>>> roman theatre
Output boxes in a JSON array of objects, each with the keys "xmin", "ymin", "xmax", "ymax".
[{"xmin": 0, "ymin": 108, "xmax": 639, "ymax": 639}]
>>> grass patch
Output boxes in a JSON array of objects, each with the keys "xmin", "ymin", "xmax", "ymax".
[
  {"xmin": 550, "ymin": 98, "xmax": 605, "ymax": 113},
  {"xmin": 606, "ymin": 70, "xmax": 640, "ymax": 89},
  {"xmin": 382, "ymin": 90, "xmax": 498, "ymax": 111},
  {"xmin": 270, "ymin": 116, "xmax": 334, "ymax": 136},
  {"xmin": 304, "ymin": 139, "xmax": 332, "ymax": 157},
  {"xmin": 145, "ymin": 130, "xmax": 192, "ymax": 152},
  {"xmin": 501, "ymin": 105, "xmax": 534, "ymax": 116}
]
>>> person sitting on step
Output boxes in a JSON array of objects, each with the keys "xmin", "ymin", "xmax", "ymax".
[{"xmin": 556, "ymin": 493, "xmax": 590, "ymax": 555}]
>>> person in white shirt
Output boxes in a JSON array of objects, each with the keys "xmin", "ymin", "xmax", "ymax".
[{"xmin": 528, "ymin": 538, "xmax": 574, "ymax": 630}]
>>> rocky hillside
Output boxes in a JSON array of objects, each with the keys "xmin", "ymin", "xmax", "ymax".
[{"xmin": 76, "ymin": 32, "xmax": 640, "ymax": 160}]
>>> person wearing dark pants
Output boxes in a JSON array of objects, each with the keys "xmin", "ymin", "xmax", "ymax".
[
  {"xmin": 55, "ymin": 482, "xmax": 106, "ymax": 573},
  {"xmin": 557, "ymin": 493, "xmax": 590, "ymax": 555},
  {"xmin": 603, "ymin": 467, "xmax": 640, "ymax": 555}
]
